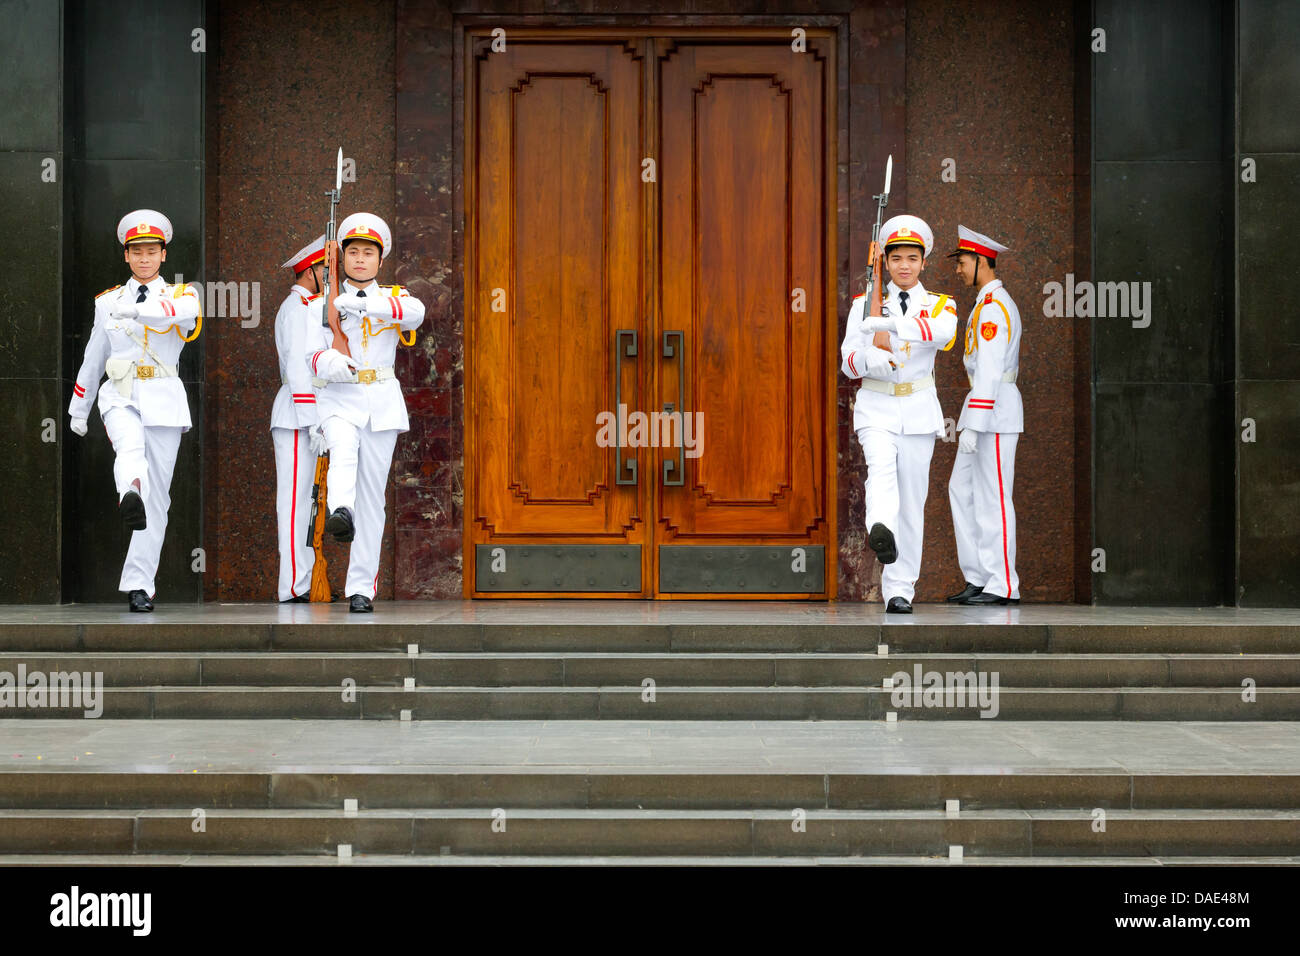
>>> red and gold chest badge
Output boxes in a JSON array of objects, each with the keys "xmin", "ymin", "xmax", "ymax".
[{"xmin": 980, "ymin": 321, "xmax": 998, "ymax": 341}]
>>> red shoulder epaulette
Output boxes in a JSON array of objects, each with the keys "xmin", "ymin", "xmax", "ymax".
[{"xmin": 96, "ymin": 285, "xmax": 122, "ymax": 299}]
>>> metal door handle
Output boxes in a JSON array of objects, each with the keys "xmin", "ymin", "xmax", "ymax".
[
  {"xmin": 661, "ymin": 329, "xmax": 685, "ymax": 486},
  {"xmin": 615, "ymin": 329, "xmax": 637, "ymax": 485}
]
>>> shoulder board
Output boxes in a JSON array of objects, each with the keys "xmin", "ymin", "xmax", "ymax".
[
  {"xmin": 306, "ymin": 293, "xmax": 323, "ymax": 301},
  {"xmin": 96, "ymin": 285, "xmax": 122, "ymax": 299},
  {"xmin": 852, "ymin": 292, "xmax": 866, "ymax": 300},
  {"xmin": 388, "ymin": 284, "xmax": 406, "ymax": 296},
  {"xmin": 927, "ymin": 291, "xmax": 951, "ymax": 300},
  {"xmin": 172, "ymin": 283, "xmax": 192, "ymax": 298},
  {"xmin": 299, "ymin": 294, "xmax": 310, "ymax": 305}
]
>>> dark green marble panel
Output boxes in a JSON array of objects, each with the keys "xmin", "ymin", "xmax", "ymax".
[
  {"xmin": 0, "ymin": 151, "xmax": 62, "ymax": 377},
  {"xmin": 0, "ymin": 379, "xmax": 61, "ymax": 602},
  {"xmin": 0, "ymin": 0, "xmax": 61, "ymax": 151},
  {"xmin": 1237, "ymin": 380, "xmax": 1300, "ymax": 607},
  {"xmin": 1093, "ymin": 383, "xmax": 1231, "ymax": 605}
]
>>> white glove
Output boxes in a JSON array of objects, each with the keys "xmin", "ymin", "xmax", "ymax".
[
  {"xmin": 864, "ymin": 315, "xmax": 897, "ymax": 333},
  {"xmin": 333, "ymin": 293, "xmax": 367, "ymax": 316},
  {"xmin": 112, "ymin": 304, "xmax": 139, "ymax": 321},
  {"xmin": 862, "ymin": 345, "xmax": 894, "ymax": 378},
  {"xmin": 134, "ymin": 298, "xmax": 169, "ymax": 320},
  {"xmin": 69, "ymin": 417, "xmax": 88, "ymax": 437},
  {"xmin": 958, "ymin": 429, "xmax": 978, "ymax": 454},
  {"xmin": 309, "ymin": 427, "xmax": 328, "ymax": 457},
  {"xmin": 320, "ymin": 349, "xmax": 359, "ymax": 383}
]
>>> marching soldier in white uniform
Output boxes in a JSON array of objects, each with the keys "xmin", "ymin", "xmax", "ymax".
[
  {"xmin": 840, "ymin": 215, "xmax": 959, "ymax": 613},
  {"xmin": 306, "ymin": 213, "xmax": 424, "ymax": 612},
  {"xmin": 946, "ymin": 225, "xmax": 1022, "ymax": 605},
  {"xmin": 67, "ymin": 210, "xmax": 202, "ymax": 612},
  {"xmin": 271, "ymin": 235, "xmax": 326, "ymax": 603}
]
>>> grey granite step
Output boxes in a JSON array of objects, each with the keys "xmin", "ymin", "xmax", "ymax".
[{"xmin": 2, "ymin": 808, "xmax": 1296, "ymax": 857}]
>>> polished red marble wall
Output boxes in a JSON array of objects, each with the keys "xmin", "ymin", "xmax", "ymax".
[
  {"xmin": 206, "ymin": 0, "xmax": 399, "ymax": 600},
  {"xmin": 207, "ymin": 0, "xmax": 1082, "ymax": 602},
  {"xmin": 891, "ymin": 0, "xmax": 1079, "ymax": 602}
]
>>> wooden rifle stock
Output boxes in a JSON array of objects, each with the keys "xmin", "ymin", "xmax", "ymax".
[{"xmin": 307, "ymin": 452, "xmax": 331, "ymax": 602}]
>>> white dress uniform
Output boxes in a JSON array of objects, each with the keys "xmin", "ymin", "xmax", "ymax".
[
  {"xmin": 67, "ymin": 210, "xmax": 201, "ymax": 601},
  {"xmin": 840, "ymin": 216, "xmax": 958, "ymax": 605},
  {"xmin": 948, "ymin": 252, "xmax": 1023, "ymax": 600},
  {"xmin": 270, "ymin": 236, "xmax": 325, "ymax": 601},
  {"xmin": 305, "ymin": 213, "xmax": 425, "ymax": 602}
]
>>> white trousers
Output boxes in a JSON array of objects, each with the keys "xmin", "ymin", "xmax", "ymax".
[
  {"xmin": 320, "ymin": 417, "xmax": 398, "ymax": 600},
  {"xmin": 858, "ymin": 426, "xmax": 935, "ymax": 603},
  {"xmin": 102, "ymin": 406, "xmax": 182, "ymax": 596},
  {"xmin": 272, "ymin": 426, "xmax": 317, "ymax": 601},
  {"xmin": 948, "ymin": 431, "xmax": 1019, "ymax": 599}
]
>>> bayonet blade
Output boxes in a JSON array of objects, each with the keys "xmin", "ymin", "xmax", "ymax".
[{"xmin": 335, "ymin": 147, "xmax": 343, "ymax": 191}]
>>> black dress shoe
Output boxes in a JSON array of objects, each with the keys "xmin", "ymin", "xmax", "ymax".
[
  {"xmin": 961, "ymin": 591, "xmax": 1020, "ymax": 606},
  {"xmin": 120, "ymin": 489, "xmax": 147, "ymax": 531},
  {"xmin": 947, "ymin": 582, "xmax": 983, "ymax": 603},
  {"xmin": 868, "ymin": 522, "xmax": 898, "ymax": 564},
  {"xmin": 325, "ymin": 506, "xmax": 355, "ymax": 543},
  {"xmin": 127, "ymin": 589, "xmax": 154, "ymax": 613},
  {"xmin": 885, "ymin": 596, "xmax": 912, "ymax": 614},
  {"xmin": 349, "ymin": 593, "xmax": 373, "ymax": 613},
  {"xmin": 280, "ymin": 595, "xmax": 310, "ymax": 604}
]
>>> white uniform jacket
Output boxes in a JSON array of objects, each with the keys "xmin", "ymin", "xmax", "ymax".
[
  {"xmin": 956, "ymin": 279, "xmax": 1023, "ymax": 434},
  {"xmin": 305, "ymin": 279, "xmax": 425, "ymax": 433},
  {"xmin": 840, "ymin": 280, "xmax": 959, "ymax": 437},
  {"xmin": 270, "ymin": 284, "xmax": 319, "ymax": 431},
  {"xmin": 69, "ymin": 277, "xmax": 201, "ymax": 431}
]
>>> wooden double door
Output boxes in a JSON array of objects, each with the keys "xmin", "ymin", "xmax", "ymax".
[{"xmin": 465, "ymin": 30, "xmax": 837, "ymax": 598}]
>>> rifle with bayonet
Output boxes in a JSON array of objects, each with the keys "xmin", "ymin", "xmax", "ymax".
[
  {"xmin": 305, "ymin": 147, "xmax": 347, "ymax": 603},
  {"xmin": 322, "ymin": 147, "xmax": 349, "ymax": 357},
  {"xmin": 864, "ymin": 155, "xmax": 893, "ymax": 361}
]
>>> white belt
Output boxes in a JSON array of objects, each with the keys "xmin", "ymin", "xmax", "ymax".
[
  {"xmin": 313, "ymin": 366, "xmax": 395, "ymax": 388},
  {"xmin": 968, "ymin": 370, "xmax": 1018, "ymax": 387},
  {"xmin": 105, "ymin": 358, "xmax": 176, "ymax": 397},
  {"xmin": 858, "ymin": 373, "xmax": 934, "ymax": 397}
]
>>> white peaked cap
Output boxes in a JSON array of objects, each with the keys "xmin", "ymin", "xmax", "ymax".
[
  {"xmin": 117, "ymin": 209, "xmax": 174, "ymax": 245},
  {"xmin": 879, "ymin": 214, "xmax": 933, "ymax": 258},
  {"xmin": 337, "ymin": 212, "xmax": 392, "ymax": 260},
  {"xmin": 282, "ymin": 234, "xmax": 327, "ymax": 272},
  {"xmin": 948, "ymin": 224, "xmax": 1009, "ymax": 260}
]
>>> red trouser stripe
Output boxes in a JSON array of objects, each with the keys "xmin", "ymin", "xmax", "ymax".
[
  {"xmin": 290, "ymin": 435, "xmax": 299, "ymax": 597},
  {"xmin": 996, "ymin": 433, "xmax": 1010, "ymax": 597}
]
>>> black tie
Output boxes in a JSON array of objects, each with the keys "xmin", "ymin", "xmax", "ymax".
[
  {"xmin": 136, "ymin": 284, "xmax": 149, "ymax": 303},
  {"xmin": 898, "ymin": 291, "xmax": 909, "ymax": 316},
  {"xmin": 356, "ymin": 289, "xmax": 366, "ymax": 298}
]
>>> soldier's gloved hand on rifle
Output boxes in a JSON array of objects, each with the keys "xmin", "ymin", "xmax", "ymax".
[
  {"xmin": 958, "ymin": 429, "xmax": 978, "ymax": 454},
  {"xmin": 318, "ymin": 348, "xmax": 359, "ymax": 383},
  {"xmin": 862, "ymin": 346, "xmax": 894, "ymax": 378},
  {"xmin": 333, "ymin": 293, "xmax": 368, "ymax": 317},
  {"xmin": 69, "ymin": 417, "xmax": 88, "ymax": 438},
  {"xmin": 309, "ymin": 426, "xmax": 328, "ymax": 457}
]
